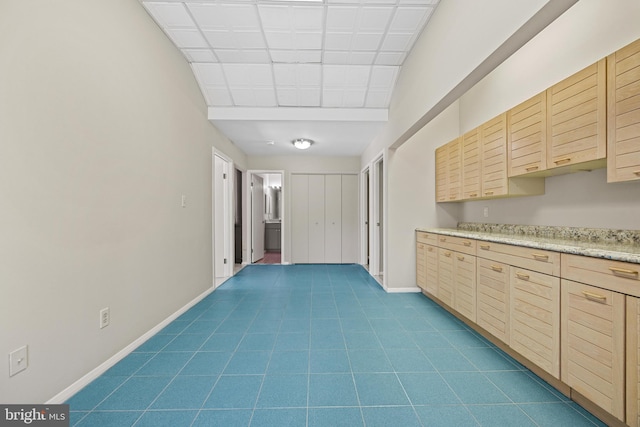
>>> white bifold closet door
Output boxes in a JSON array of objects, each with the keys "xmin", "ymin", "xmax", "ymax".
[{"xmin": 291, "ymin": 174, "xmax": 358, "ymax": 264}]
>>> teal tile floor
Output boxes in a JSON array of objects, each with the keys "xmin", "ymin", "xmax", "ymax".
[{"xmin": 67, "ymin": 264, "xmax": 606, "ymax": 426}]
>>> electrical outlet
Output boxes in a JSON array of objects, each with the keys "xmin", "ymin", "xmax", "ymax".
[
  {"xmin": 9, "ymin": 345, "xmax": 28, "ymax": 377},
  {"xmin": 483, "ymin": 207, "xmax": 489, "ymax": 218},
  {"xmin": 99, "ymin": 307, "xmax": 110, "ymax": 329}
]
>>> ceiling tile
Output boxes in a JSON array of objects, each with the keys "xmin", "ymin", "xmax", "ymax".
[
  {"xmin": 204, "ymin": 86, "xmax": 233, "ymax": 106},
  {"xmin": 270, "ymin": 50, "xmax": 322, "ymax": 64},
  {"xmin": 365, "ymin": 90, "xmax": 391, "ymax": 107},
  {"xmin": 323, "ymin": 51, "xmax": 349, "ymax": 64},
  {"xmin": 352, "ymin": 33, "xmax": 384, "ymax": 50},
  {"xmin": 253, "ymin": 88, "xmax": 278, "ymax": 106},
  {"xmin": 273, "ymin": 64, "xmax": 321, "ymax": 86},
  {"xmin": 389, "ymin": 7, "xmax": 431, "ymax": 32},
  {"xmin": 374, "ymin": 52, "xmax": 406, "ymax": 65},
  {"xmin": 276, "ymin": 88, "xmax": 297, "ymax": 106},
  {"xmin": 350, "ymin": 51, "xmax": 377, "ymax": 65},
  {"xmin": 359, "ymin": 7, "xmax": 394, "ymax": 31},
  {"xmin": 165, "ymin": 29, "xmax": 209, "ymax": 49},
  {"xmin": 343, "ymin": 89, "xmax": 367, "ymax": 107},
  {"xmin": 325, "ymin": 33, "xmax": 353, "ymax": 50},
  {"xmin": 322, "ymin": 89, "xmax": 344, "ymax": 107},
  {"xmin": 188, "ymin": 3, "xmax": 261, "ymax": 29},
  {"xmin": 369, "ymin": 66, "xmax": 399, "ymax": 88},
  {"xmin": 182, "ymin": 49, "xmax": 217, "ymax": 63},
  {"xmin": 143, "ymin": 2, "xmax": 195, "ymax": 28},
  {"xmin": 325, "ymin": 6, "xmax": 358, "ymax": 31},
  {"xmin": 214, "ymin": 49, "xmax": 270, "ymax": 63},
  {"xmin": 224, "ymin": 64, "xmax": 273, "ymax": 86},
  {"xmin": 380, "ymin": 33, "xmax": 414, "ymax": 52}
]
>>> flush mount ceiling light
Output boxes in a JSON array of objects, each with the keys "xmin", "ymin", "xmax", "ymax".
[{"xmin": 292, "ymin": 138, "xmax": 314, "ymax": 150}]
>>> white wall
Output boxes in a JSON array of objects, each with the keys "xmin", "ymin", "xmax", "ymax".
[
  {"xmin": 247, "ymin": 156, "xmax": 360, "ymax": 264},
  {"xmin": 361, "ymin": 0, "xmax": 559, "ymax": 167},
  {"xmin": 0, "ymin": 0, "xmax": 246, "ymax": 403},
  {"xmin": 458, "ymin": 0, "xmax": 640, "ymax": 229}
]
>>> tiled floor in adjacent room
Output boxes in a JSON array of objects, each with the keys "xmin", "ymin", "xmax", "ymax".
[{"xmin": 67, "ymin": 264, "xmax": 605, "ymax": 426}]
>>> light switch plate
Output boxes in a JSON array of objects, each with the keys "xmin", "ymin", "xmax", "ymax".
[{"xmin": 9, "ymin": 345, "xmax": 28, "ymax": 377}]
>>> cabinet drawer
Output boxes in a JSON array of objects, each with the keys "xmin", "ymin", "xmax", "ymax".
[
  {"xmin": 438, "ymin": 248, "xmax": 455, "ymax": 307},
  {"xmin": 417, "ymin": 231, "xmax": 437, "ymax": 245},
  {"xmin": 477, "ymin": 240, "xmax": 559, "ymax": 276},
  {"xmin": 561, "ymin": 279, "xmax": 625, "ymax": 420},
  {"xmin": 436, "ymin": 235, "xmax": 476, "ymax": 256},
  {"xmin": 562, "ymin": 253, "xmax": 640, "ymax": 297}
]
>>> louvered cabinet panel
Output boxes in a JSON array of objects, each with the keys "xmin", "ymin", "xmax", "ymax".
[
  {"xmin": 481, "ymin": 113, "xmax": 509, "ymax": 197},
  {"xmin": 627, "ymin": 295, "xmax": 640, "ymax": 427},
  {"xmin": 510, "ymin": 267, "xmax": 560, "ymax": 379},
  {"xmin": 608, "ymin": 38, "xmax": 640, "ymax": 183},
  {"xmin": 462, "ymin": 128, "xmax": 481, "ymax": 199},
  {"xmin": 547, "ymin": 59, "xmax": 606, "ymax": 169},
  {"xmin": 435, "ymin": 145, "xmax": 448, "ymax": 202},
  {"xmin": 508, "ymin": 92, "xmax": 547, "ymax": 176},
  {"xmin": 438, "ymin": 248, "xmax": 455, "ymax": 308},
  {"xmin": 416, "ymin": 241, "xmax": 427, "ymax": 291},
  {"xmin": 561, "ymin": 279, "xmax": 625, "ymax": 421},
  {"xmin": 454, "ymin": 252, "xmax": 477, "ymax": 322},
  {"xmin": 477, "ymin": 258, "xmax": 509, "ymax": 344},
  {"xmin": 448, "ymin": 137, "xmax": 462, "ymax": 201},
  {"xmin": 425, "ymin": 245, "xmax": 438, "ymax": 296}
]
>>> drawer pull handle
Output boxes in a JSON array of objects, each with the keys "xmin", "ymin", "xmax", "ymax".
[
  {"xmin": 526, "ymin": 165, "xmax": 539, "ymax": 171},
  {"xmin": 463, "ymin": 241, "xmax": 472, "ymax": 247},
  {"xmin": 469, "ymin": 193, "xmax": 477, "ymax": 197},
  {"xmin": 444, "ymin": 252, "xmax": 452, "ymax": 257},
  {"xmin": 491, "ymin": 265, "xmax": 503, "ymax": 272},
  {"xmin": 484, "ymin": 191, "xmax": 494, "ymax": 195},
  {"xmin": 609, "ymin": 266, "xmax": 639, "ymax": 277},
  {"xmin": 554, "ymin": 157, "xmax": 571, "ymax": 165},
  {"xmin": 480, "ymin": 244, "xmax": 490, "ymax": 250},
  {"xmin": 532, "ymin": 253, "xmax": 549, "ymax": 260},
  {"xmin": 516, "ymin": 272, "xmax": 530, "ymax": 280},
  {"xmin": 440, "ymin": 237, "xmax": 446, "ymax": 242},
  {"xmin": 457, "ymin": 255, "xmax": 464, "ymax": 261},
  {"xmin": 634, "ymin": 171, "xmax": 640, "ymax": 176},
  {"xmin": 583, "ymin": 291, "xmax": 607, "ymax": 303},
  {"xmin": 428, "ymin": 247, "xmax": 433, "ymax": 252},
  {"xmin": 418, "ymin": 244, "xmax": 424, "ymax": 249}
]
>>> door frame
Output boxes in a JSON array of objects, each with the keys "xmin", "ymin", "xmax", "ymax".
[
  {"xmin": 360, "ymin": 166, "xmax": 370, "ymax": 267},
  {"xmin": 370, "ymin": 151, "xmax": 386, "ymax": 287},
  {"xmin": 246, "ymin": 170, "xmax": 285, "ymax": 265},
  {"xmin": 212, "ymin": 149, "xmax": 234, "ymax": 287}
]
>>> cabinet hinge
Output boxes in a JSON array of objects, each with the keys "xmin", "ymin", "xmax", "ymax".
[
  {"xmin": 224, "ymin": 258, "xmax": 227, "ymax": 264},
  {"xmin": 223, "ymin": 173, "xmax": 227, "ymax": 179}
]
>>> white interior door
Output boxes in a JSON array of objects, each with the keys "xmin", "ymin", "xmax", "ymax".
[
  {"xmin": 214, "ymin": 154, "xmax": 231, "ymax": 283},
  {"xmin": 291, "ymin": 174, "xmax": 309, "ymax": 263},
  {"xmin": 341, "ymin": 174, "xmax": 358, "ymax": 263},
  {"xmin": 308, "ymin": 175, "xmax": 325, "ymax": 263},
  {"xmin": 324, "ymin": 175, "xmax": 342, "ymax": 263},
  {"xmin": 371, "ymin": 157, "xmax": 384, "ymax": 277},
  {"xmin": 251, "ymin": 174, "xmax": 265, "ymax": 262}
]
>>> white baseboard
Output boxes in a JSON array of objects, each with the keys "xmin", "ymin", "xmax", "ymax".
[
  {"xmin": 386, "ymin": 286, "xmax": 422, "ymax": 293},
  {"xmin": 46, "ymin": 286, "xmax": 216, "ymax": 404}
]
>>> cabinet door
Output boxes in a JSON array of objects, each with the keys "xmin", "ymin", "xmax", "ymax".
[
  {"xmin": 437, "ymin": 248, "xmax": 455, "ymax": 307},
  {"xmin": 435, "ymin": 145, "xmax": 448, "ymax": 202},
  {"xmin": 341, "ymin": 174, "xmax": 359, "ymax": 263},
  {"xmin": 510, "ymin": 267, "xmax": 560, "ymax": 378},
  {"xmin": 508, "ymin": 92, "xmax": 547, "ymax": 176},
  {"xmin": 481, "ymin": 113, "xmax": 508, "ymax": 197},
  {"xmin": 561, "ymin": 279, "xmax": 624, "ymax": 421},
  {"xmin": 547, "ymin": 59, "xmax": 606, "ymax": 169},
  {"xmin": 308, "ymin": 175, "xmax": 325, "ymax": 263},
  {"xmin": 462, "ymin": 128, "xmax": 481, "ymax": 199},
  {"xmin": 454, "ymin": 252, "xmax": 476, "ymax": 322},
  {"xmin": 627, "ymin": 295, "xmax": 640, "ymax": 427},
  {"xmin": 448, "ymin": 137, "xmax": 462, "ymax": 201},
  {"xmin": 416, "ymin": 242, "xmax": 427, "ymax": 291},
  {"xmin": 324, "ymin": 175, "xmax": 342, "ymax": 263},
  {"xmin": 291, "ymin": 174, "xmax": 309, "ymax": 263},
  {"xmin": 477, "ymin": 258, "xmax": 509, "ymax": 344},
  {"xmin": 425, "ymin": 244, "xmax": 438, "ymax": 296},
  {"xmin": 607, "ymin": 38, "xmax": 640, "ymax": 183}
]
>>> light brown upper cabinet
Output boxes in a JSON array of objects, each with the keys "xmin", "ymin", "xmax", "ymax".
[
  {"xmin": 435, "ymin": 137, "xmax": 462, "ymax": 202},
  {"xmin": 546, "ymin": 58, "xmax": 607, "ymax": 171},
  {"xmin": 481, "ymin": 113, "xmax": 509, "ymax": 197},
  {"xmin": 462, "ymin": 128, "xmax": 481, "ymax": 199},
  {"xmin": 508, "ymin": 92, "xmax": 547, "ymax": 176},
  {"xmin": 608, "ymin": 38, "xmax": 640, "ymax": 183}
]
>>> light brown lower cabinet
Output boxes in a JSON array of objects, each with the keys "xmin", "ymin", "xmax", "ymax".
[
  {"xmin": 628, "ymin": 295, "xmax": 640, "ymax": 427},
  {"xmin": 425, "ymin": 244, "xmax": 438, "ymax": 296},
  {"xmin": 476, "ymin": 258, "xmax": 510, "ymax": 344},
  {"xmin": 509, "ymin": 267, "xmax": 560, "ymax": 379},
  {"xmin": 416, "ymin": 241, "xmax": 427, "ymax": 292},
  {"xmin": 454, "ymin": 252, "xmax": 476, "ymax": 322},
  {"xmin": 561, "ymin": 279, "xmax": 625, "ymax": 421},
  {"xmin": 437, "ymin": 248, "xmax": 455, "ymax": 307}
]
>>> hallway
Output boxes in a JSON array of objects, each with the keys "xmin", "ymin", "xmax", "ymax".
[{"xmin": 67, "ymin": 265, "xmax": 604, "ymax": 426}]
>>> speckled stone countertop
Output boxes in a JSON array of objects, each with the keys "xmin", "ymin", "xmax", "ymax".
[{"xmin": 416, "ymin": 223, "xmax": 640, "ymax": 264}]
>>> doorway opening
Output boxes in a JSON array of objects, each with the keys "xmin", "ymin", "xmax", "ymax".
[
  {"xmin": 213, "ymin": 153, "xmax": 232, "ymax": 288},
  {"xmin": 234, "ymin": 168, "xmax": 244, "ymax": 274},
  {"xmin": 248, "ymin": 171, "xmax": 283, "ymax": 265},
  {"xmin": 361, "ymin": 167, "xmax": 370, "ymax": 270},
  {"xmin": 371, "ymin": 155, "xmax": 384, "ymax": 286}
]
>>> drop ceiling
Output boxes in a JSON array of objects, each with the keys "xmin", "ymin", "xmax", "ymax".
[{"xmin": 142, "ymin": 0, "xmax": 440, "ymax": 156}]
